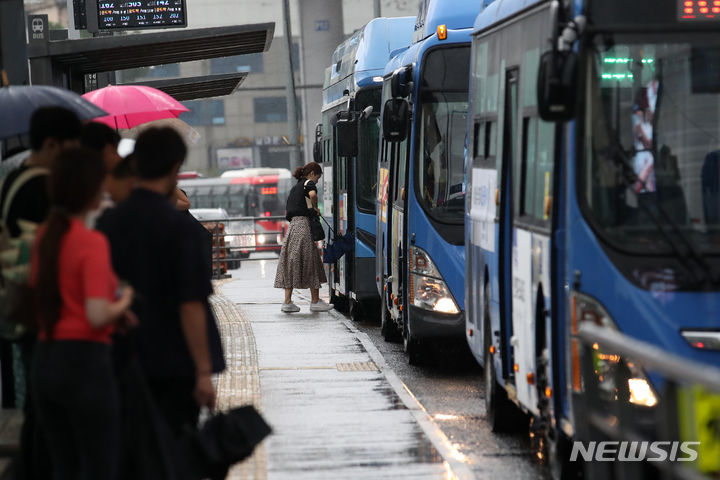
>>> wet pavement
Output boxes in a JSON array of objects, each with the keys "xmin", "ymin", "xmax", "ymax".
[{"xmin": 213, "ymin": 255, "xmax": 545, "ymax": 479}]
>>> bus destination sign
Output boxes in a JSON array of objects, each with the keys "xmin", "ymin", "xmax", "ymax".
[
  {"xmin": 97, "ymin": 0, "xmax": 186, "ymax": 30},
  {"xmin": 679, "ymin": 0, "xmax": 720, "ymax": 20}
]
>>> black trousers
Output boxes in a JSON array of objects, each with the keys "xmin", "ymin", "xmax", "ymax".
[
  {"xmin": 31, "ymin": 341, "xmax": 120, "ymax": 480},
  {"xmin": 147, "ymin": 376, "xmax": 199, "ymax": 438}
]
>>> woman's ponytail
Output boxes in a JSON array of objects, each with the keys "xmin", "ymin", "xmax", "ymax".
[
  {"xmin": 33, "ymin": 147, "xmax": 106, "ymax": 338},
  {"xmin": 35, "ymin": 209, "xmax": 71, "ymax": 337},
  {"xmin": 293, "ymin": 166, "xmax": 304, "ymax": 180}
]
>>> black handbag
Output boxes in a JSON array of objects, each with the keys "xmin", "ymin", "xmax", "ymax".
[{"xmin": 309, "ymin": 213, "xmax": 325, "ymax": 242}]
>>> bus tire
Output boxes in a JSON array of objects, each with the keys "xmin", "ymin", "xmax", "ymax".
[
  {"xmin": 483, "ymin": 285, "xmax": 522, "ymax": 432},
  {"xmin": 349, "ymin": 300, "xmax": 365, "ymax": 322},
  {"xmin": 331, "ymin": 293, "xmax": 348, "ymax": 313},
  {"xmin": 381, "ymin": 289, "xmax": 400, "ymax": 342},
  {"xmin": 403, "ymin": 317, "xmax": 422, "ymax": 365}
]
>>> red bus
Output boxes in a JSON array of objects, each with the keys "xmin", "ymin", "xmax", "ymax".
[{"xmin": 222, "ymin": 168, "xmax": 292, "ymax": 253}]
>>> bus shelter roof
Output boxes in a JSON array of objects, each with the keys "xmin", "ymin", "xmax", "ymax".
[
  {"xmin": 28, "ymin": 23, "xmax": 274, "ymax": 75},
  {"xmin": 123, "ymin": 72, "xmax": 248, "ymax": 101}
]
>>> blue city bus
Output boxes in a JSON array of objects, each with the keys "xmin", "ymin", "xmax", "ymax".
[
  {"xmin": 376, "ymin": 0, "xmax": 481, "ymax": 363},
  {"xmin": 317, "ymin": 16, "xmax": 416, "ymax": 318},
  {"xmin": 466, "ymin": 0, "xmax": 720, "ymax": 473}
]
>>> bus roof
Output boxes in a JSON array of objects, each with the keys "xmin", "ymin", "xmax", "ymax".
[
  {"xmin": 413, "ymin": 0, "xmax": 484, "ymax": 43},
  {"xmin": 178, "ymin": 177, "xmax": 231, "ymax": 187},
  {"xmin": 473, "ymin": 0, "xmax": 546, "ymax": 34},
  {"xmin": 220, "ymin": 168, "xmax": 292, "ymax": 179},
  {"xmin": 323, "ymin": 16, "xmax": 415, "ymax": 106},
  {"xmin": 230, "ymin": 175, "xmax": 280, "ymax": 185}
]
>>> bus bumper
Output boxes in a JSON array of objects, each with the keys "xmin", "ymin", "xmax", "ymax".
[{"xmin": 408, "ymin": 306, "xmax": 465, "ymax": 340}]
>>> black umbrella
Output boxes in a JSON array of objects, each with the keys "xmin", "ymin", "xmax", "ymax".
[
  {"xmin": 0, "ymin": 85, "xmax": 108, "ymax": 139},
  {"xmin": 320, "ymin": 216, "xmax": 354, "ymax": 264}
]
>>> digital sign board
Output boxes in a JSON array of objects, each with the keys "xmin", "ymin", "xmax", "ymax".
[
  {"xmin": 96, "ymin": 0, "xmax": 186, "ymax": 30},
  {"xmin": 679, "ymin": 0, "xmax": 720, "ymax": 20}
]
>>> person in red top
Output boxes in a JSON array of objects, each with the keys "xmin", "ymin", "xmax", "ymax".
[{"xmin": 30, "ymin": 146, "xmax": 134, "ymax": 480}]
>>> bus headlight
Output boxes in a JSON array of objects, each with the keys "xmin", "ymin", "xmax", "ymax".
[
  {"xmin": 257, "ymin": 234, "xmax": 266, "ymax": 244},
  {"xmin": 409, "ymin": 246, "xmax": 459, "ymax": 315},
  {"xmin": 573, "ymin": 292, "xmax": 658, "ymax": 408}
]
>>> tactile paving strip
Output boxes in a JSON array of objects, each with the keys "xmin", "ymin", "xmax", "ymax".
[{"xmin": 210, "ymin": 291, "xmax": 267, "ymax": 480}]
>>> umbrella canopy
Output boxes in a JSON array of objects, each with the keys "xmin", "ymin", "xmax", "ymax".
[
  {"xmin": 82, "ymin": 85, "xmax": 189, "ymax": 129},
  {"xmin": 125, "ymin": 117, "xmax": 201, "ymax": 145},
  {"xmin": 0, "ymin": 86, "xmax": 108, "ymax": 140}
]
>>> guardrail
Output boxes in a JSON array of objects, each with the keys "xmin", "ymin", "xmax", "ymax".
[
  {"xmin": 573, "ymin": 322, "xmax": 720, "ymax": 480},
  {"xmin": 193, "ymin": 215, "xmax": 288, "ymax": 278}
]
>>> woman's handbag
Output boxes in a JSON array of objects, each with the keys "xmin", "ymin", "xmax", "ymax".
[{"xmin": 309, "ymin": 212, "xmax": 326, "ymax": 242}]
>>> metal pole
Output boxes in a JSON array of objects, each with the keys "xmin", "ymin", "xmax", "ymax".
[
  {"xmin": 67, "ymin": 0, "xmax": 80, "ymax": 40},
  {"xmin": 282, "ymin": 0, "xmax": 302, "ymax": 170},
  {"xmin": 373, "ymin": 0, "xmax": 381, "ymax": 18}
]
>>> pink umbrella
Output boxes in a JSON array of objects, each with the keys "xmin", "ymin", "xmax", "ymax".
[{"xmin": 81, "ymin": 85, "xmax": 189, "ymax": 129}]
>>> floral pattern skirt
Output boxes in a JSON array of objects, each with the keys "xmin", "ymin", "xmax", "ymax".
[{"xmin": 274, "ymin": 216, "xmax": 327, "ymax": 289}]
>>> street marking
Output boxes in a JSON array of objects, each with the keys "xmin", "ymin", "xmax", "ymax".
[
  {"xmin": 336, "ymin": 315, "xmax": 477, "ymax": 480},
  {"xmin": 260, "ymin": 366, "xmax": 336, "ymax": 371},
  {"xmin": 260, "ymin": 362, "xmax": 380, "ymax": 372},
  {"xmin": 336, "ymin": 361, "xmax": 379, "ymax": 372}
]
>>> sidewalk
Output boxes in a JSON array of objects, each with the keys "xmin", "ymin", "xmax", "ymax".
[{"xmin": 213, "ymin": 258, "xmax": 472, "ymax": 480}]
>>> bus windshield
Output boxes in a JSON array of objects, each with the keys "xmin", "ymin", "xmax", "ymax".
[
  {"xmin": 582, "ymin": 35, "xmax": 720, "ymax": 254},
  {"xmin": 247, "ymin": 179, "xmax": 290, "ymax": 217},
  {"xmin": 417, "ymin": 91, "xmax": 468, "ymax": 224}
]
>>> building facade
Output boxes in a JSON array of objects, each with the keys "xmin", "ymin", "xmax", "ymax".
[{"xmin": 26, "ymin": 0, "xmax": 420, "ymax": 173}]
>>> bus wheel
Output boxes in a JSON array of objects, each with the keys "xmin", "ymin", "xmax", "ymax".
[
  {"xmin": 381, "ymin": 290, "xmax": 400, "ymax": 342},
  {"xmin": 548, "ymin": 433, "xmax": 582, "ymax": 480},
  {"xmin": 331, "ymin": 292, "xmax": 349, "ymax": 313},
  {"xmin": 403, "ymin": 317, "xmax": 422, "ymax": 365},
  {"xmin": 349, "ymin": 300, "xmax": 365, "ymax": 322},
  {"xmin": 483, "ymin": 286, "xmax": 522, "ymax": 432}
]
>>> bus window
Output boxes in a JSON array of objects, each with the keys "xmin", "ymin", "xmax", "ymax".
[
  {"xmin": 418, "ymin": 91, "xmax": 468, "ymax": 223},
  {"xmin": 250, "ymin": 184, "xmax": 284, "ymax": 217},
  {"xmin": 357, "ymin": 116, "xmax": 380, "ymax": 213},
  {"xmin": 195, "ymin": 186, "xmax": 213, "ymax": 208},
  {"xmin": 228, "ymin": 185, "xmax": 248, "ymax": 217}
]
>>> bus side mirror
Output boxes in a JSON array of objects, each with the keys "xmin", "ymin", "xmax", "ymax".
[
  {"xmin": 313, "ymin": 123, "xmax": 323, "ymax": 163},
  {"xmin": 313, "ymin": 140, "xmax": 322, "ymax": 163},
  {"xmin": 391, "ymin": 66, "xmax": 413, "ymax": 98},
  {"xmin": 537, "ymin": 50, "xmax": 578, "ymax": 122},
  {"xmin": 336, "ymin": 119, "xmax": 358, "ymax": 157},
  {"xmin": 382, "ymin": 99, "xmax": 409, "ymax": 142}
]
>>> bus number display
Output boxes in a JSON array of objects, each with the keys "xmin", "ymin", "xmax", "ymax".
[
  {"xmin": 679, "ymin": 0, "xmax": 720, "ymax": 20},
  {"xmin": 97, "ymin": 0, "xmax": 186, "ymax": 29},
  {"xmin": 261, "ymin": 187, "xmax": 278, "ymax": 195}
]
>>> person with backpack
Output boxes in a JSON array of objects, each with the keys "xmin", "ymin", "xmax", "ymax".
[
  {"xmin": 0, "ymin": 107, "xmax": 81, "ymax": 238},
  {"xmin": 30, "ymin": 146, "xmax": 135, "ymax": 480}
]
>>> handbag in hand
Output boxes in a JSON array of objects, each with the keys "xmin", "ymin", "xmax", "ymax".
[{"xmin": 309, "ymin": 212, "xmax": 325, "ymax": 242}]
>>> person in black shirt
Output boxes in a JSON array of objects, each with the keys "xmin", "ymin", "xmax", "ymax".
[
  {"xmin": 0, "ymin": 107, "xmax": 81, "ymax": 238},
  {"xmin": 273, "ymin": 162, "xmax": 333, "ymax": 313},
  {"xmin": 97, "ymin": 127, "xmax": 223, "ymax": 437}
]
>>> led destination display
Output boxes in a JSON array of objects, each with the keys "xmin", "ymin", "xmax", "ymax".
[
  {"xmin": 97, "ymin": 0, "xmax": 186, "ymax": 29},
  {"xmin": 679, "ymin": 0, "xmax": 720, "ymax": 20}
]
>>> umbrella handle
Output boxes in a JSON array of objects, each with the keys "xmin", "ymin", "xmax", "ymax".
[{"xmin": 318, "ymin": 214, "xmax": 336, "ymax": 239}]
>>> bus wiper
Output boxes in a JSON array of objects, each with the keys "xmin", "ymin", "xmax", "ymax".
[{"xmin": 604, "ymin": 141, "xmax": 718, "ymax": 287}]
